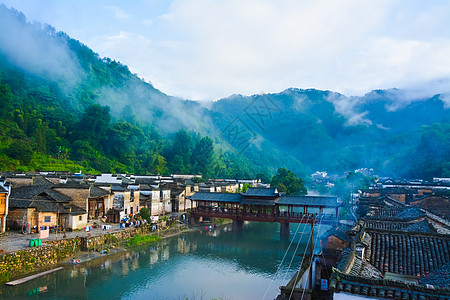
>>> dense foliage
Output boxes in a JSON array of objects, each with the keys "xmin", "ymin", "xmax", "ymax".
[
  {"xmin": 0, "ymin": 5, "xmax": 257, "ymax": 177},
  {"xmin": 270, "ymin": 167, "xmax": 307, "ymax": 195},
  {"xmin": 1, "ymin": 5, "xmax": 449, "ymax": 181}
]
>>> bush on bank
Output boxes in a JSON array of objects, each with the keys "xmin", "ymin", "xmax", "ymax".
[{"xmin": 126, "ymin": 234, "xmax": 160, "ymax": 247}]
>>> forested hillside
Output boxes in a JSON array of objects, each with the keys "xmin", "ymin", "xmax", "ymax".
[
  {"xmin": 1, "ymin": 5, "xmax": 449, "ymax": 180},
  {"xmin": 0, "ymin": 5, "xmax": 256, "ymax": 177},
  {"xmin": 211, "ymin": 89, "xmax": 450, "ymax": 179}
]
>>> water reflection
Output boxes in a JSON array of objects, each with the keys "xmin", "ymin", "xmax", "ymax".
[{"xmin": 0, "ymin": 222, "xmax": 321, "ymax": 299}]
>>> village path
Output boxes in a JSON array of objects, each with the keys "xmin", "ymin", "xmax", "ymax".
[{"xmin": 0, "ymin": 223, "xmax": 123, "ymax": 253}]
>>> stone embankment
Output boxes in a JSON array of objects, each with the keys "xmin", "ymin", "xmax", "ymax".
[{"xmin": 0, "ymin": 222, "xmax": 179, "ymax": 283}]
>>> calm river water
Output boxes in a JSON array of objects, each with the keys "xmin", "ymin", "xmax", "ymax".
[{"xmin": 1, "ymin": 222, "xmax": 328, "ymax": 300}]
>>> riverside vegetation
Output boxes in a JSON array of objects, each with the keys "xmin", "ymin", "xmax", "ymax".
[{"xmin": 0, "ymin": 222, "xmax": 178, "ymax": 284}]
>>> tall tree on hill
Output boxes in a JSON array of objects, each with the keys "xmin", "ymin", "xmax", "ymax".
[
  {"xmin": 270, "ymin": 167, "xmax": 307, "ymax": 196},
  {"xmin": 192, "ymin": 136, "xmax": 214, "ymax": 178},
  {"xmin": 74, "ymin": 104, "xmax": 111, "ymax": 149}
]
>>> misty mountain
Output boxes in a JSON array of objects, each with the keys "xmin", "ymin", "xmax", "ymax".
[
  {"xmin": 211, "ymin": 88, "xmax": 450, "ymax": 178},
  {"xmin": 0, "ymin": 5, "xmax": 212, "ymax": 134},
  {"xmin": 1, "ymin": 5, "xmax": 449, "ymax": 179}
]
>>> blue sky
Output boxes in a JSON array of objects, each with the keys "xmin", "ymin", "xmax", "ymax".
[{"xmin": 2, "ymin": 0, "xmax": 450, "ymax": 101}]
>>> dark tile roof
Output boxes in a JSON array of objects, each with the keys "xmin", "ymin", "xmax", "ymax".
[
  {"xmin": 363, "ymin": 206, "xmax": 425, "ymax": 221},
  {"xmin": 44, "ymin": 189, "xmax": 72, "ymax": 203},
  {"xmin": 111, "ymin": 185, "xmax": 126, "ymax": 192},
  {"xmin": 363, "ymin": 220, "xmax": 436, "ymax": 234},
  {"xmin": 139, "ymin": 184, "xmax": 153, "ymax": 191},
  {"xmin": 9, "ymin": 184, "xmax": 89, "ymax": 214},
  {"xmin": 59, "ymin": 204, "xmax": 86, "ymax": 215},
  {"xmin": 242, "ymin": 187, "xmax": 278, "ymax": 197},
  {"xmin": 33, "ymin": 176, "xmax": 55, "ymax": 186},
  {"xmin": 10, "ymin": 185, "xmax": 47, "ymax": 198},
  {"xmin": 331, "ymin": 232, "xmax": 450, "ymax": 300},
  {"xmin": 368, "ymin": 231, "xmax": 450, "ymax": 276},
  {"xmin": 241, "ymin": 199, "xmax": 276, "ymax": 206},
  {"xmin": 89, "ymin": 186, "xmax": 110, "ymax": 198},
  {"xmin": 325, "ymin": 224, "xmax": 353, "ymax": 242},
  {"xmin": 8, "ymin": 198, "xmax": 33, "ymax": 209},
  {"xmin": 53, "ymin": 183, "xmax": 90, "ymax": 189},
  {"xmin": 278, "ymin": 195, "xmax": 340, "ymax": 207},
  {"xmin": 0, "ymin": 185, "xmax": 8, "ymax": 193},
  {"xmin": 32, "ymin": 195, "xmax": 61, "ymax": 212},
  {"xmin": 189, "ymin": 192, "xmax": 242, "ymax": 202},
  {"xmin": 419, "ymin": 261, "xmax": 450, "ymax": 288},
  {"xmin": 348, "ymin": 256, "xmax": 383, "ymax": 279}
]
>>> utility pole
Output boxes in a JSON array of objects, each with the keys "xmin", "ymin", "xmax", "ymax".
[
  {"xmin": 309, "ymin": 214, "xmax": 315, "ymax": 291},
  {"xmin": 63, "ymin": 217, "xmax": 67, "ymax": 238}
]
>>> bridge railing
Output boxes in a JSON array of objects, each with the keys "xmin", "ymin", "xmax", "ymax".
[{"xmin": 191, "ymin": 207, "xmax": 330, "ymax": 222}]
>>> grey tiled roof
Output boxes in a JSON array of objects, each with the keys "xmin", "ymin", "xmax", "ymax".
[
  {"xmin": 419, "ymin": 261, "xmax": 450, "ymax": 288},
  {"xmin": 44, "ymin": 189, "xmax": 71, "ymax": 203},
  {"xmin": 243, "ymin": 187, "xmax": 278, "ymax": 197},
  {"xmin": 111, "ymin": 185, "xmax": 126, "ymax": 192},
  {"xmin": 89, "ymin": 186, "xmax": 110, "ymax": 198},
  {"xmin": 368, "ymin": 231, "xmax": 450, "ymax": 276},
  {"xmin": 364, "ymin": 206, "xmax": 425, "ymax": 221},
  {"xmin": 332, "ymin": 232, "xmax": 450, "ymax": 300},
  {"xmin": 362, "ymin": 219, "xmax": 436, "ymax": 233},
  {"xmin": 241, "ymin": 199, "xmax": 276, "ymax": 206},
  {"xmin": 189, "ymin": 192, "xmax": 242, "ymax": 202},
  {"xmin": 9, "ymin": 185, "xmax": 51, "ymax": 208},
  {"xmin": 278, "ymin": 195, "xmax": 340, "ymax": 207},
  {"xmin": 33, "ymin": 176, "xmax": 55, "ymax": 186}
]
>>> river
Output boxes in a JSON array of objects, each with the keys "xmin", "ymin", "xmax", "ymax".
[{"xmin": 1, "ymin": 222, "xmax": 328, "ymax": 300}]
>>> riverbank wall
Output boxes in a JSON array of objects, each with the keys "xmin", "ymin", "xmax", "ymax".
[{"xmin": 0, "ymin": 223, "xmax": 178, "ymax": 283}]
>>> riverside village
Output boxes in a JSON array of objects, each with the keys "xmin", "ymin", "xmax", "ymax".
[{"xmin": 0, "ymin": 171, "xmax": 449, "ymax": 299}]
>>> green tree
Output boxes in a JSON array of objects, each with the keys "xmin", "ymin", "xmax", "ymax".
[
  {"xmin": 75, "ymin": 104, "xmax": 111, "ymax": 148},
  {"xmin": 151, "ymin": 154, "xmax": 167, "ymax": 175},
  {"xmin": 241, "ymin": 182, "xmax": 251, "ymax": 193},
  {"xmin": 139, "ymin": 207, "xmax": 151, "ymax": 223},
  {"xmin": 5, "ymin": 140, "xmax": 33, "ymax": 164},
  {"xmin": 256, "ymin": 172, "xmax": 270, "ymax": 183},
  {"xmin": 191, "ymin": 136, "xmax": 214, "ymax": 177},
  {"xmin": 270, "ymin": 167, "xmax": 307, "ymax": 195}
]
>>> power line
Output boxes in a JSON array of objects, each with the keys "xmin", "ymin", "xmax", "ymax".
[{"xmin": 262, "ymin": 215, "xmax": 305, "ymax": 300}]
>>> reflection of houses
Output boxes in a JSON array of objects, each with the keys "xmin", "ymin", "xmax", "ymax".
[{"xmin": 0, "ymin": 180, "xmax": 10, "ymax": 233}]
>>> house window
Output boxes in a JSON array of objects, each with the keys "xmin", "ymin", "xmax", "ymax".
[
  {"xmin": 79, "ymin": 216, "xmax": 82, "ymax": 221},
  {"xmin": 125, "ymin": 208, "xmax": 127, "ymax": 215},
  {"xmin": 130, "ymin": 207, "xmax": 133, "ymax": 215},
  {"xmin": 44, "ymin": 216, "xmax": 51, "ymax": 223}
]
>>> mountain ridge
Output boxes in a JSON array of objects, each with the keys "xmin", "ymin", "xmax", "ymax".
[{"xmin": 1, "ymin": 4, "xmax": 449, "ymax": 179}]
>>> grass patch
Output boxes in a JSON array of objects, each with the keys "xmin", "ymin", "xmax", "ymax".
[{"xmin": 126, "ymin": 234, "xmax": 160, "ymax": 247}]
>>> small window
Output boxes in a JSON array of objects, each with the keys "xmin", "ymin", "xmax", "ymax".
[
  {"xmin": 125, "ymin": 208, "xmax": 127, "ymax": 215},
  {"xmin": 44, "ymin": 216, "xmax": 51, "ymax": 222},
  {"xmin": 79, "ymin": 216, "xmax": 82, "ymax": 221}
]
